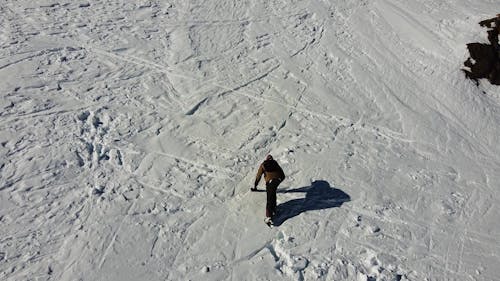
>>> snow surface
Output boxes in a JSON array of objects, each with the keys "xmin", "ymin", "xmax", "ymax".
[{"xmin": 1, "ymin": 0, "xmax": 500, "ymax": 280}]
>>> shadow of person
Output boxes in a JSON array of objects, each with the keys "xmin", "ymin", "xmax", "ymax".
[{"xmin": 274, "ymin": 180, "xmax": 350, "ymax": 226}]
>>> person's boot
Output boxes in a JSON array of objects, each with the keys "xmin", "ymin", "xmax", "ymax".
[{"xmin": 264, "ymin": 217, "xmax": 274, "ymax": 227}]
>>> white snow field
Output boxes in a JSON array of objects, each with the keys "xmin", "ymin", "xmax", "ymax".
[{"xmin": 1, "ymin": 0, "xmax": 500, "ymax": 280}]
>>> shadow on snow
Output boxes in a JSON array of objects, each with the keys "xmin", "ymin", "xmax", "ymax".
[{"xmin": 274, "ymin": 180, "xmax": 350, "ymax": 226}]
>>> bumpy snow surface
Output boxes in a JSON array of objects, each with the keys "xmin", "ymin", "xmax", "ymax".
[{"xmin": 1, "ymin": 1, "xmax": 500, "ymax": 280}]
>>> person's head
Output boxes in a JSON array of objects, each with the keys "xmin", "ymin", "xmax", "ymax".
[{"xmin": 266, "ymin": 154, "xmax": 273, "ymax": 160}]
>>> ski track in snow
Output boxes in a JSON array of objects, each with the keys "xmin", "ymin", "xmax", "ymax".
[{"xmin": 1, "ymin": 0, "xmax": 500, "ymax": 280}]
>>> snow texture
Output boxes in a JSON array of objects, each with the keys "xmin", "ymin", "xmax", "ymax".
[{"xmin": 1, "ymin": 0, "xmax": 499, "ymax": 280}]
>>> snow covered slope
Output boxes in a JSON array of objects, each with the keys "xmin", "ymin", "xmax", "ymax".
[{"xmin": 1, "ymin": 0, "xmax": 499, "ymax": 280}]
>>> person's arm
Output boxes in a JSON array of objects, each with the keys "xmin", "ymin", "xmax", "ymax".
[
  {"xmin": 278, "ymin": 165, "xmax": 285, "ymax": 181},
  {"xmin": 254, "ymin": 164, "xmax": 264, "ymax": 188}
]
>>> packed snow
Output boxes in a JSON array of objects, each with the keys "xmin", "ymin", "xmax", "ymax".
[{"xmin": 1, "ymin": 0, "xmax": 500, "ymax": 280}]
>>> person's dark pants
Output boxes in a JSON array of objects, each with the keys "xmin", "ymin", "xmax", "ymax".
[{"xmin": 266, "ymin": 179, "xmax": 280, "ymax": 217}]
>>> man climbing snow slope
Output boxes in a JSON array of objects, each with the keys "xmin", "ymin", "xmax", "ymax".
[{"xmin": 253, "ymin": 155, "xmax": 286, "ymax": 226}]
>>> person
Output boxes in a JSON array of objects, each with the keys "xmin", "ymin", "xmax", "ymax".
[{"xmin": 253, "ymin": 155, "xmax": 285, "ymax": 225}]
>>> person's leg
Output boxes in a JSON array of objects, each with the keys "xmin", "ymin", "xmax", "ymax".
[
  {"xmin": 266, "ymin": 180, "xmax": 279, "ymax": 217},
  {"xmin": 266, "ymin": 182, "xmax": 272, "ymax": 217}
]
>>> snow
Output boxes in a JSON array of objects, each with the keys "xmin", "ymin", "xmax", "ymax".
[{"xmin": 1, "ymin": 0, "xmax": 500, "ymax": 280}]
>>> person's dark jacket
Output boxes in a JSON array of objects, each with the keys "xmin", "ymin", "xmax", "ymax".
[{"xmin": 254, "ymin": 159, "xmax": 285, "ymax": 187}]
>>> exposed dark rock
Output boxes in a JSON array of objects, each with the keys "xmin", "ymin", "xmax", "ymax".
[{"xmin": 463, "ymin": 14, "xmax": 500, "ymax": 85}]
